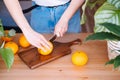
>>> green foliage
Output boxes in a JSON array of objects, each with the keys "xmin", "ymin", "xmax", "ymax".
[
  {"xmin": 81, "ymin": 0, "xmax": 106, "ymax": 25},
  {"xmin": 8, "ymin": 29, "xmax": 16, "ymax": 37},
  {"xmin": 0, "ymin": 48, "xmax": 14, "ymax": 69},
  {"xmin": 86, "ymin": 23, "xmax": 120, "ymax": 41},
  {"xmin": 83, "ymin": 0, "xmax": 120, "ymax": 70},
  {"xmin": 0, "ymin": 19, "xmax": 15, "ymax": 70},
  {"xmin": 107, "ymin": 0, "xmax": 120, "ymax": 9},
  {"xmin": 85, "ymin": 32, "xmax": 120, "ymax": 41},
  {"xmin": 85, "ymin": 23, "xmax": 120, "ymax": 69},
  {"xmin": 99, "ymin": 23, "xmax": 120, "ymax": 37},
  {"xmin": 81, "ymin": 0, "xmax": 88, "ymax": 24},
  {"xmin": 94, "ymin": 1, "xmax": 120, "ymax": 32},
  {"xmin": 0, "ymin": 20, "xmax": 4, "ymax": 36},
  {"xmin": 105, "ymin": 55, "xmax": 120, "ymax": 69}
]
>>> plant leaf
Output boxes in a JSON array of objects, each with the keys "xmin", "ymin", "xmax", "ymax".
[
  {"xmin": 107, "ymin": 0, "xmax": 120, "ymax": 9},
  {"xmin": 94, "ymin": 2, "xmax": 120, "ymax": 32},
  {"xmin": 0, "ymin": 20, "xmax": 4, "ymax": 37},
  {"xmin": 85, "ymin": 32, "xmax": 120, "ymax": 41},
  {"xmin": 0, "ymin": 48, "xmax": 14, "ymax": 69},
  {"xmin": 114, "ymin": 55, "xmax": 120, "ymax": 69},
  {"xmin": 8, "ymin": 29, "xmax": 16, "ymax": 37},
  {"xmin": 81, "ymin": 0, "xmax": 89, "ymax": 24},
  {"xmin": 105, "ymin": 59, "xmax": 114, "ymax": 65},
  {"xmin": 100, "ymin": 23, "xmax": 120, "ymax": 37}
]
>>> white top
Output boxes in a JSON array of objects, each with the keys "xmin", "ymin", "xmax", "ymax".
[{"xmin": 32, "ymin": 0, "xmax": 70, "ymax": 6}]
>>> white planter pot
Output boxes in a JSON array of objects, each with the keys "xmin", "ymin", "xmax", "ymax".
[{"xmin": 107, "ymin": 41, "xmax": 120, "ymax": 60}]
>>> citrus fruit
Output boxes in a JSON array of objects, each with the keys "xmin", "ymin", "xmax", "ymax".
[
  {"xmin": 1, "ymin": 30, "xmax": 13, "ymax": 42},
  {"xmin": 4, "ymin": 41, "xmax": 19, "ymax": 55},
  {"xmin": 38, "ymin": 42, "xmax": 53, "ymax": 55},
  {"xmin": 71, "ymin": 51, "xmax": 88, "ymax": 66},
  {"xmin": 19, "ymin": 34, "xmax": 30, "ymax": 48}
]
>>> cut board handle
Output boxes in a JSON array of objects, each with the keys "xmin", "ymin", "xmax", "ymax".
[{"xmin": 68, "ymin": 39, "xmax": 82, "ymax": 47}]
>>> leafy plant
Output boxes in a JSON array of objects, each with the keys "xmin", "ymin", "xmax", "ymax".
[
  {"xmin": 0, "ymin": 20, "xmax": 16, "ymax": 70},
  {"xmin": 94, "ymin": 0, "xmax": 120, "ymax": 32},
  {"xmin": 86, "ymin": 23, "xmax": 120, "ymax": 41},
  {"xmin": 85, "ymin": 23, "xmax": 120, "ymax": 69},
  {"xmin": 82, "ymin": 0, "xmax": 120, "ymax": 70},
  {"xmin": 81, "ymin": 0, "xmax": 106, "ymax": 24}
]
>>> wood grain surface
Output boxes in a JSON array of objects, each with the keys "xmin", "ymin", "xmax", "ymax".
[{"xmin": 0, "ymin": 33, "xmax": 120, "ymax": 80}]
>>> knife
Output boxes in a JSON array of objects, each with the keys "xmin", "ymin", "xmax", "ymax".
[{"xmin": 49, "ymin": 35, "xmax": 57, "ymax": 42}]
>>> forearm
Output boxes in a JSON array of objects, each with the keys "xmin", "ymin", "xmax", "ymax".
[
  {"xmin": 60, "ymin": 0, "xmax": 85, "ymax": 22},
  {"xmin": 3, "ymin": 0, "xmax": 32, "ymax": 32}
]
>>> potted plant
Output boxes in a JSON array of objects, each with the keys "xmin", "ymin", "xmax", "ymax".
[
  {"xmin": 81, "ymin": 0, "xmax": 120, "ymax": 70},
  {"xmin": 0, "ymin": 19, "xmax": 16, "ymax": 70}
]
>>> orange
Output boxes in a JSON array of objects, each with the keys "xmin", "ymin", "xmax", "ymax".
[
  {"xmin": 19, "ymin": 34, "xmax": 30, "ymax": 48},
  {"xmin": 38, "ymin": 42, "xmax": 53, "ymax": 55},
  {"xmin": 4, "ymin": 41, "xmax": 19, "ymax": 55},
  {"xmin": 71, "ymin": 51, "xmax": 88, "ymax": 66},
  {"xmin": 1, "ymin": 30, "xmax": 13, "ymax": 42}
]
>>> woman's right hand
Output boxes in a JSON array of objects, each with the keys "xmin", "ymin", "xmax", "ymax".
[{"xmin": 22, "ymin": 29, "xmax": 51, "ymax": 51}]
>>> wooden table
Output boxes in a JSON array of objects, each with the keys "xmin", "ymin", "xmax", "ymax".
[{"xmin": 0, "ymin": 33, "xmax": 120, "ymax": 80}]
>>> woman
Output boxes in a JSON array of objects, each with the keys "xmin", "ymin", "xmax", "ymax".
[{"xmin": 3, "ymin": 0, "xmax": 84, "ymax": 51}]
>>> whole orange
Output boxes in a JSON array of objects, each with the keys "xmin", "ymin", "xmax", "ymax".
[
  {"xmin": 71, "ymin": 51, "xmax": 88, "ymax": 66},
  {"xmin": 4, "ymin": 41, "xmax": 19, "ymax": 55},
  {"xmin": 19, "ymin": 35, "xmax": 30, "ymax": 48},
  {"xmin": 1, "ymin": 30, "xmax": 13, "ymax": 42},
  {"xmin": 38, "ymin": 42, "xmax": 53, "ymax": 55}
]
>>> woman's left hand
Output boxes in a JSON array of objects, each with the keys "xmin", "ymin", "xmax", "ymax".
[{"xmin": 54, "ymin": 19, "xmax": 68, "ymax": 37}]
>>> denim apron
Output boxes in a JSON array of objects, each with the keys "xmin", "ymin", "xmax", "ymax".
[{"xmin": 30, "ymin": 1, "xmax": 81, "ymax": 33}]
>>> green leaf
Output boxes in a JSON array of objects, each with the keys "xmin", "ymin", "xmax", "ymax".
[
  {"xmin": 87, "ymin": 1, "xmax": 97, "ymax": 10},
  {"xmin": 118, "ymin": 50, "xmax": 120, "ymax": 52},
  {"xmin": 81, "ymin": 0, "xmax": 89, "ymax": 24},
  {"xmin": 107, "ymin": 0, "xmax": 120, "ymax": 9},
  {"xmin": 105, "ymin": 59, "xmax": 114, "ymax": 65},
  {"xmin": 0, "ymin": 20, "xmax": 4, "ymax": 37},
  {"xmin": 94, "ymin": 2, "xmax": 120, "ymax": 32},
  {"xmin": 100, "ymin": 23, "xmax": 120, "ymax": 37},
  {"xmin": 0, "ymin": 48, "xmax": 14, "ymax": 69},
  {"xmin": 114, "ymin": 55, "xmax": 120, "ymax": 69},
  {"xmin": 105, "ymin": 55, "xmax": 120, "ymax": 69},
  {"xmin": 85, "ymin": 32, "xmax": 120, "ymax": 41},
  {"xmin": 87, "ymin": 0, "xmax": 106, "ymax": 10},
  {"xmin": 8, "ymin": 29, "xmax": 16, "ymax": 37}
]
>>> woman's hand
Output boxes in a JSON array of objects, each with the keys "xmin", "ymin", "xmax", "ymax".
[
  {"xmin": 23, "ymin": 29, "xmax": 51, "ymax": 51},
  {"xmin": 54, "ymin": 19, "xmax": 68, "ymax": 37},
  {"xmin": 3, "ymin": 0, "xmax": 51, "ymax": 51},
  {"xmin": 54, "ymin": 0, "xmax": 85, "ymax": 37}
]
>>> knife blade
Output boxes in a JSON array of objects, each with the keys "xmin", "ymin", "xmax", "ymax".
[{"xmin": 49, "ymin": 35, "xmax": 57, "ymax": 42}]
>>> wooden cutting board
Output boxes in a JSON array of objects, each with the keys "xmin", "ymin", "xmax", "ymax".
[{"xmin": 18, "ymin": 39, "xmax": 81, "ymax": 69}]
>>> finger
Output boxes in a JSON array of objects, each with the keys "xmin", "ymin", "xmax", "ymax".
[
  {"xmin": 59, "ymin": 28, "xmax": 65, "ymax": 37},
  {"xmin": 38, "ymin": 45, "xmax": 46, "ymax": 52},
  {"xmin": 32, "ymin": 42, "xmax": 46, "ymax": 52},
  {"xmin": 42, "ymin": 40, "xmax": 51, "ymax": 50},
  {"xmin": 40, "ymin": 36, "xmax": 51, "ymax": 49}
]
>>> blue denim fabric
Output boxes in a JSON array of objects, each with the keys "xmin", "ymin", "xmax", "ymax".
[{"xmin": 30, "ymin": 1, "xmax": 81, "ymax": 33}]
